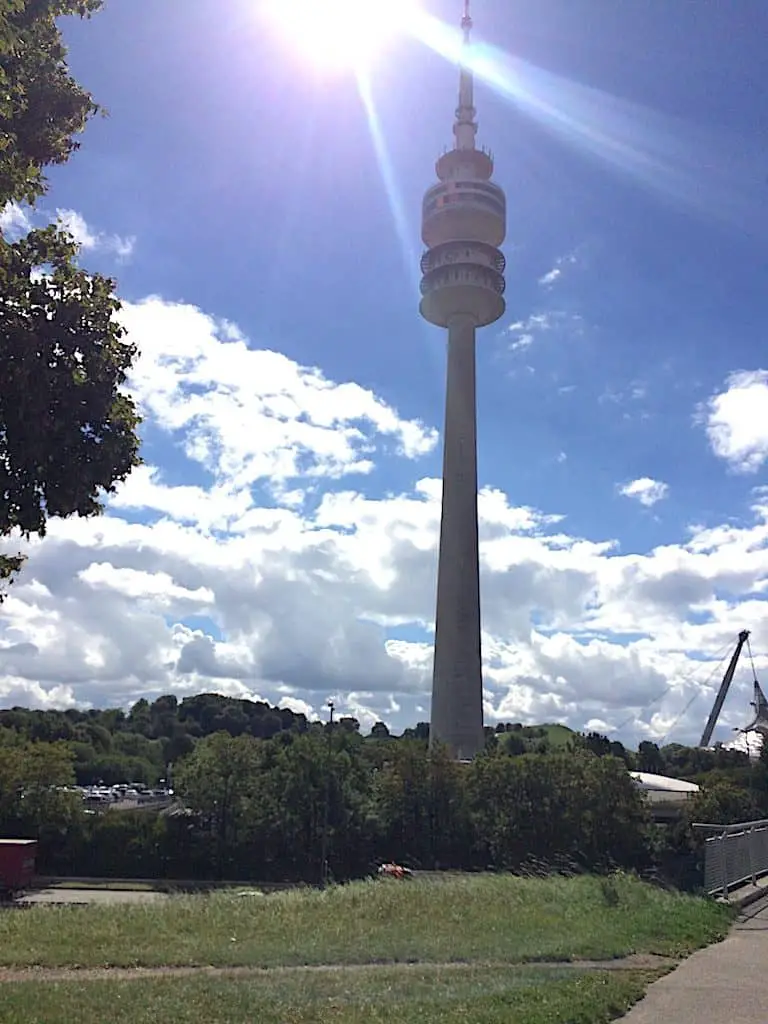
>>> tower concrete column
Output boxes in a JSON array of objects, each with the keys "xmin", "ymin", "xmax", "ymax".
[
  {"xmin": 431, "ymin": 313, "xmax": 484, "ymax": 760},
  {"xmin": 419, "ymin": 1, "xmax": 506, "ymax": 760}
]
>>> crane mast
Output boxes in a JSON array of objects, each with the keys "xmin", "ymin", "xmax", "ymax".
[{"xmin": 699, "ymin": 629, "xmax": 750, "ymax": 748}]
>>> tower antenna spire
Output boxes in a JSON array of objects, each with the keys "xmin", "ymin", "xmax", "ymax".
[{"xmin": 455, "ymin": 0, "xmax": 476, "ymax": 149}]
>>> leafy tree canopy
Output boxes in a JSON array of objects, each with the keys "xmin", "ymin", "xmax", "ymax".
[{"xmin": 0, "ymin": 0, "xmax": 141, "ymax": 590}]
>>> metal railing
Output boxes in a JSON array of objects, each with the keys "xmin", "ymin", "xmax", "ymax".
[{"xmin": 693, "ymin": 818, "xmax": 768, "ymax": 897}]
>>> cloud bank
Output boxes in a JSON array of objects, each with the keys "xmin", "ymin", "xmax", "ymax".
[{"xmin": 1, "ymin": 297, "xmax": 766, "ymax": 747}]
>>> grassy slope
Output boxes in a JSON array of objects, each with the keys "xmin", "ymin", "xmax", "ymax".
[
  {"xmin": 539, "ymin": 724, "xmax": 577, "ymax": 747},
  {"xmin": 0, "ymin": 968, "xmax": 656, "ymax": 1024},
  {"xmin": 497, "ymin": 723, "xmax": 575, "ymax": 752},
  {"xmin": 0, "ymin": 873, "xmax": 733, "ymax": 970}
]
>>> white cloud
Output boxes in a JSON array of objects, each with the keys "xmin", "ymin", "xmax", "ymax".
[
  {"xmin": 111, "ymin": 465, "xmax": 253, "ymax": 531},
  {"xmin": 0, "ymin": 203, "xmax": 135, "ymax": 259},
  {"xmin": 703, "ymin": 370, "xmax": 768, "ymax": 473},
  {"xmin": 0, "ymin": 202, "xmax": 32, "ymax": 237},
  {"xmin": 78, "ymin": 563, "xmax": 214, "ymax": 607},
  {"xmin": 2, "ymin": 297, "xmax": 768, "ymax": 747},
  {"xmin": 538, "ymin": 251, "xmax": 578, "ymax": 288},
  {"xmin": 506, "ymin": 311, "xmax": 583, "ymax": 353},
  {"xmin": 538, "ymin": 267, "xmax": 561, "ymax": 287},
  {"xmin": 618, "ymin": 478, "xmax": 669, "ymax": 507},
  {"xmin": 3, "ymin": 475, "xmax": 768, "ymax": 744},
  {"xmin": 509, "ymin": 331, "xmax": 534, "ymax": 352},
  {"xmin": 56, "ymin": 208, "xmax": 136, "ymax": 260},
  {"xmin": 56, "ymin": 209, "xmax": 98, "ymax": 249},
  {"xmin": 104, "ymin": 233, "xmax": 136, "ymax": 260},
  {"xmin": 599, "ymin": 380, "xmax": 647, "ymax": 406},
  {"xmin": 119, "ymin": 297, "xmax": 437, "ymax": 494},
  {"xmin": 278, "ymin": 696, "xmax": 317, "ymax": 719}
]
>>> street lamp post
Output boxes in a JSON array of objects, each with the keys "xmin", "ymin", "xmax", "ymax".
[{"xmin": 320, "ymin": 699, "xmax": 335, "ymax": 888}]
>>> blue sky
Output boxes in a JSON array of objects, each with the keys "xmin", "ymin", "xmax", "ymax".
[{"xmin": 2, "ymin": 0, "xmax": 768, "ymax": 747}]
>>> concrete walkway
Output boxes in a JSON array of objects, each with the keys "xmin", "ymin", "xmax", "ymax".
[
  {"xmin": 621, "ymin": 895, "xmax": 768, "ymax": 1022},
  {"xmin": 19, "ymin": 887, "xmax": 168, "ymax": 906}
]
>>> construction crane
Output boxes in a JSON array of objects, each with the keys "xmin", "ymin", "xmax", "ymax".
[{"xmin": 699, "ymin": 630, "xmax": 750, "ymax": 748}]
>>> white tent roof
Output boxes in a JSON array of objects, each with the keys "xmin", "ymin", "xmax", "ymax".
[{"xmin": 629, "ymin": 771, "xmax": 700, "ymax": 794}]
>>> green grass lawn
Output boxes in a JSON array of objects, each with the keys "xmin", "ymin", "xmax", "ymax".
[
  {"xmin": 0, "ymin": 873, "xmax": 732, "ymax": 970},
  {"xmin": 497, "ymin": 723, "xmax": 576, "ymax": 753},
  {"xmin": 537, "ymin": 723, "xmax": 576, "ymax": 747},
  {"xmin": 0, "ymin": 966, "xmax": 655, "ymax": 1024}
]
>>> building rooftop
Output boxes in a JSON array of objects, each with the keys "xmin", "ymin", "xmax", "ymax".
[{"xmin": 629, "ymin": 771, "xmax": 700, "ymax": 793}]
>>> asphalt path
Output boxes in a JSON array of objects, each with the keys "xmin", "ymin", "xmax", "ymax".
[
  {"xmin": 18, "ymin": 888, "xmax": 169, "ymax": 905},
  {"xmin": 620, "ymin": 894, "xmax": 768, "ymax": 1023}
]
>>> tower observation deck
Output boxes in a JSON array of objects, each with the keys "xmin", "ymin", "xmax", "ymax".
[{"xmin": 420, "ymin": 1, "xmax": 506, "ymax": 761}]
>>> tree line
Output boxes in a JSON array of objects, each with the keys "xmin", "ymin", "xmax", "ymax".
[
  {"xmin": 0, "ymin": 724, "xmax": 651, "ymax": 882},
  {"xmin": 2, "ymin": 693, "xmax": 768, "ymax": 887},
  {"xmin": 0, "ymin": 693, "xmax": 758, "ymax": 792}
]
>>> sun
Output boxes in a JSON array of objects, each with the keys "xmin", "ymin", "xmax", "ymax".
[{"xmin": 263, "ymin": 0, "xmax": 418, "ymax": 73}]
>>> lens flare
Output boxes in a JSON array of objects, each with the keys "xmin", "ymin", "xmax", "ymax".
[{"xmin": 263, "ymin": 0, "xmax": 418, "ymax": 73}]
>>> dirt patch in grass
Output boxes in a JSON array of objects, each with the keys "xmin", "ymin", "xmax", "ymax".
[
  {"xmin": 0, "ymin": 965, "xmax": 658, "ymax": 1024},
  {"xmin": 0, "ymin": 951, "xmax": 678, "ymax": 984}
]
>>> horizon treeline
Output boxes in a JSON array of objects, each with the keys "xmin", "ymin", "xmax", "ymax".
[
  {"xmin": 0, "ymin": 691, "xmax": 756, "ymax": 788},
  {"xmin": 1, "ymin": 692, "xmax": 766, "ymax": 889}
]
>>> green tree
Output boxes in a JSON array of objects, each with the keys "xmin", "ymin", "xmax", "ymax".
[
  {"xmin": 245, "ymin": 732, "xmax": 334, "ymax": 881},
  {"xmin": 174, "ymin": 732, "xmax": 263, "ymax": 877},
  {"xmin": 573, "ymin": 732, "xmax": 612, "ymax": 758},
  {"xmin": 0, "ymin": 741, "xmax": 82, "ymax": 833},
  {"xmin": 1, "ymin": 0, "xmax": 141, "ymax": 591},
  {"xmin": 637, "ymin": 741, "xmax": 665, "ymax": 775},
  {"xmin": 467, "ymin": 751, "xmax": 650, "ymax": 872},
  {"xmin": 686, "ymin": 780, "xmax": 760, "ymax": 827},
  {"xmin": 498, "ymin": 730, "xmax": 526, "ymax": 755},
  {"xmin": 371, "ymin": 741, "xmax": 470, "ymax": 869},
  {"xmin": 579, "ymin": 754, "xmax": 650, "ymax": 867}
]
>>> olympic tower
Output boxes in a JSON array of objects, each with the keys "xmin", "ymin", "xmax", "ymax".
[{"xmin": 420, "ymin": 1, "xmax": 506, "ymax": 759}]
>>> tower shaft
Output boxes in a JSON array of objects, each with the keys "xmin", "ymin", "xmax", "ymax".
[
  {"xmin": 431, "ymin": 314, "xmax": 484, "ymax": 759},
  {"xmin": 420, "ymin": 1, "xmax": 505, "ymax": 760}
]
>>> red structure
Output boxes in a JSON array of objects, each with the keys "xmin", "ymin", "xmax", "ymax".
[{"xmin": 0, "ymin": 839, "xmax": 37, "ymax": 895}]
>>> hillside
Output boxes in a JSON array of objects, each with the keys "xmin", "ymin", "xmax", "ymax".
[{"xmin": 495, "ymin": 722, "xmax": 576, "ymax": 754}]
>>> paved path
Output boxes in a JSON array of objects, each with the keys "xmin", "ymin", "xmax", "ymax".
[
  {"xmin": 19, "ymin": 888, "xmax": 168, "ymax": 906},
  {"xmin": 621, "ymin": 895, "xmax": 768, "ymax": 1023}
]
